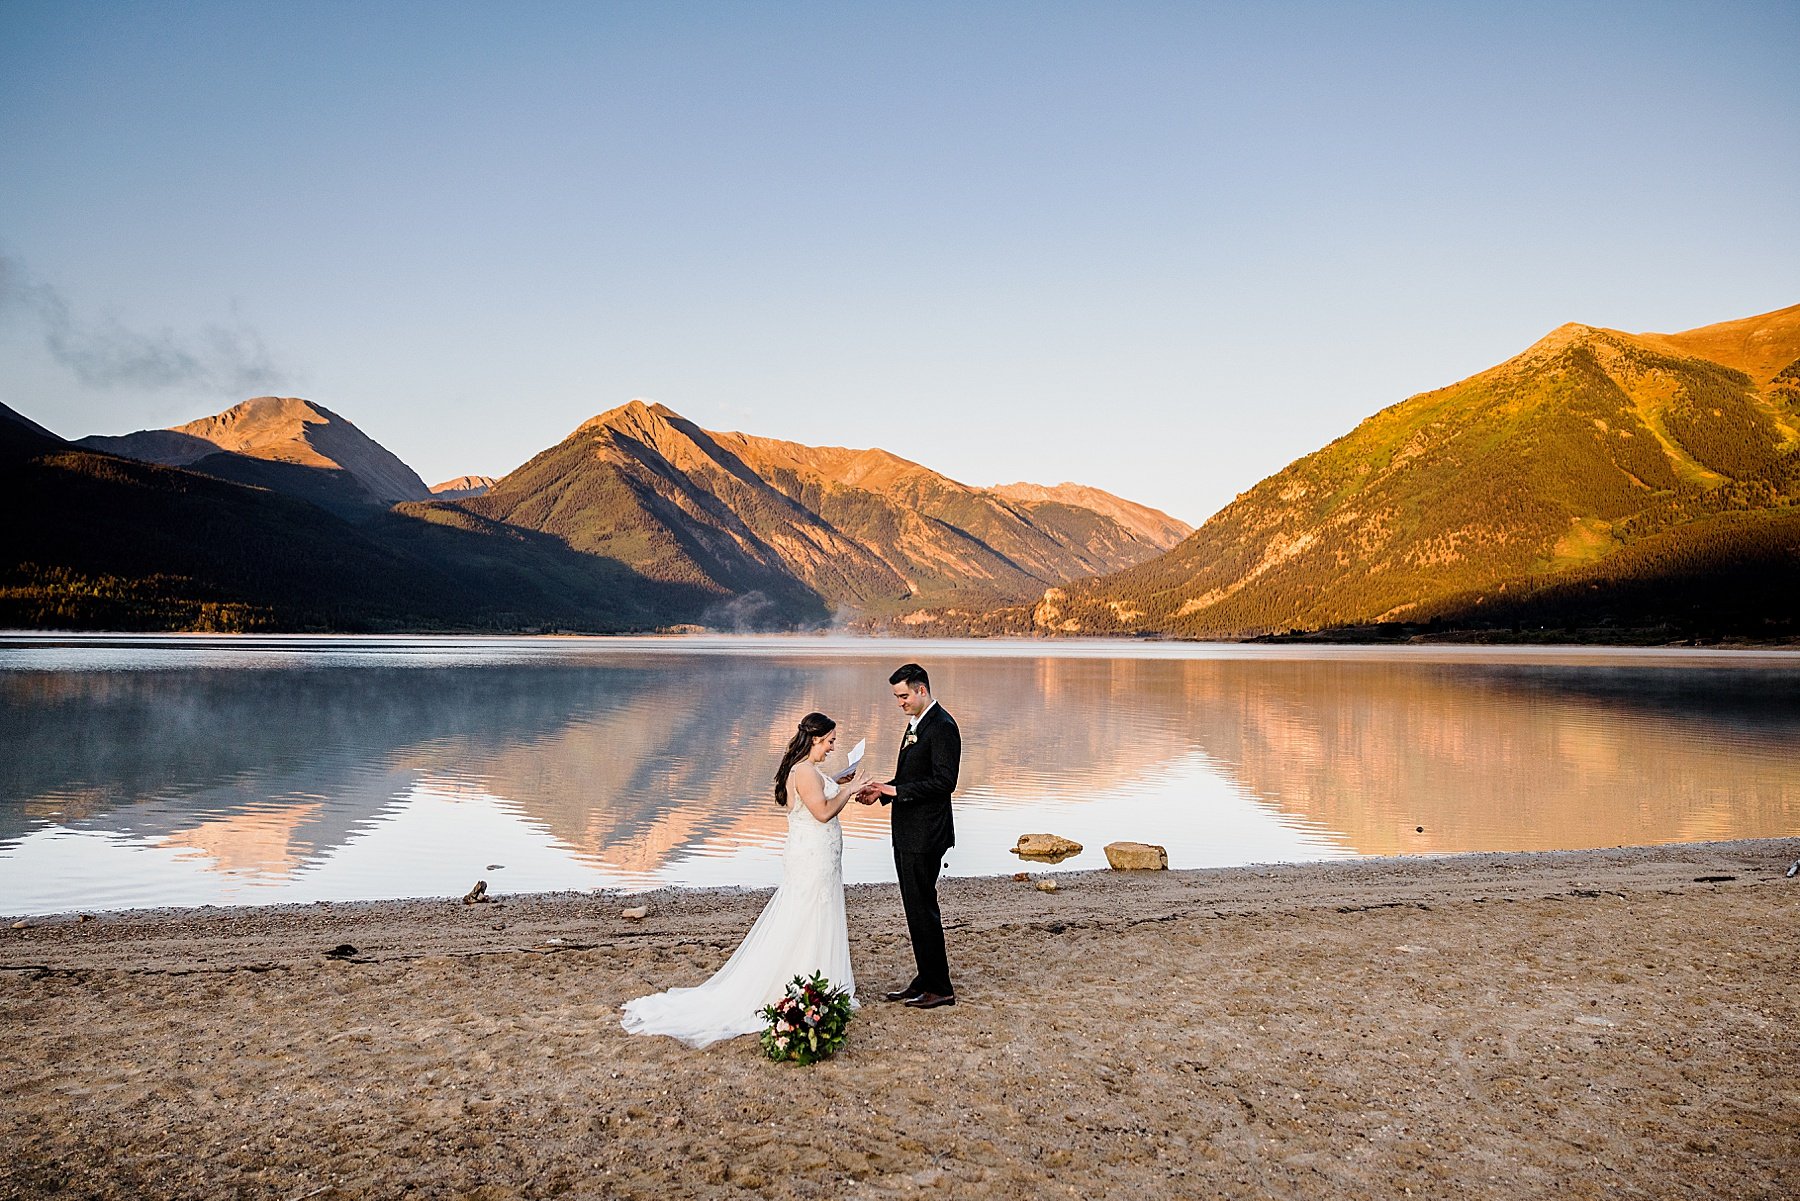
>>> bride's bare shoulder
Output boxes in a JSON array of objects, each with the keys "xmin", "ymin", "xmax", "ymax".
[{"xmin": 789, "ymin": 764, "xmax": 825, "ymax": 799}]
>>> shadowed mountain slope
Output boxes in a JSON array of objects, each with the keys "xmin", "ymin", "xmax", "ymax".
[
  {"xmin": 1, "ymin": 401, "xmax": 62, "ymax": 442},
  {"xmin": 934, "ymin": 304, "xmax": 1800, "ymax": 639},
  {"xmin": 1, "ymin": 406, "xmax": 699, "ymax": 633},
  {"xmin": 6, "ymin": 392, "xmax": 1184, "ymax": 633},
  {"xmin": 77, "ymin": 396, "xmax": 432, "ymax": 512}
]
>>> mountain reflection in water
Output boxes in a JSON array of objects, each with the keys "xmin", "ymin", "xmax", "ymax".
[{"xmin": 2, "ymin": 637, "xmax": 1796, "ymax": 912}]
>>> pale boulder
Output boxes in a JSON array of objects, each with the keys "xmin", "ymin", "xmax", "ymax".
[
  {"xmin": 1014, "ymin": 834, "xmax": 1083, "ymax": 859},
  {"xmin": 1104, "ymin": 842, "xmax": 1168, "ymax": 870}
]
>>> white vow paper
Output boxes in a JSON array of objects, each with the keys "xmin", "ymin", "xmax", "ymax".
[{"xmin": 837, "ymin": 738, "xmax": 866, "ymax": 782}]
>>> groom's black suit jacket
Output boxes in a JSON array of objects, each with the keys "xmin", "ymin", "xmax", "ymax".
[{"xmin": 883, "ymin": 703, "xmax": 959, "ymax": 855}]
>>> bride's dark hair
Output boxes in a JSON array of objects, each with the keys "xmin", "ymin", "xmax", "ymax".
[{"xmin": 774, "ymin": 712, "xmax": 836, "ymax": 807}]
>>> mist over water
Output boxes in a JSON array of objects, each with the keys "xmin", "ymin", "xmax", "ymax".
[{"xmin": 2, "ymin": 635, "xmax": 1797, "ymax": 914}]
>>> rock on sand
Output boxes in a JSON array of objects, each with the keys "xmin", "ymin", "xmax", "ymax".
[{"xmin": 1104, "ymin": 841, "xmax": 1168, "ymax": 870}]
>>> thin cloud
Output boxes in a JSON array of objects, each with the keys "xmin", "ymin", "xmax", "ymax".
[{"xmin": 0, "ymin": 253, "xmax": 290, "ymax": 395}]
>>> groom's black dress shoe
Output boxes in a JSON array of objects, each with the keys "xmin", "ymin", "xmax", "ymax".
[
  {"xmin": 883, "ymin": 987, "xmax": 925, "ymax": 1003},
  {"xmin": 903, "ymin": 992, "xmax": 955, "ymax": 1010}
]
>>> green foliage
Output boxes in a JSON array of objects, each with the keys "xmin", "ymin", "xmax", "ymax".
[
  {"xmin": 1657, "ymin": 365, "xmax": 1781, "ymax": 479},
  {"xmin": 0, "ymin": 564, "xmax": 275, "ymax": 632},
  {"xmin": 1420, "ymin": 506, "xmax": 1800, "ymax": 638},
  {"xmin": 1769, "ymin": 357, "xmax": 1800, "ymax": 410}
]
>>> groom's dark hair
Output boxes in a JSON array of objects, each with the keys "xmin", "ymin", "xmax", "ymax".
[{"xmin": 889, "ymin": 663, "xmax": 930, "ymax": 692}]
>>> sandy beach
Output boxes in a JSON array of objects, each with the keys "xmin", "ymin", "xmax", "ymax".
[{"xmin": 3, "ymin": 839, "xmax": 1796, "ymax": 1200}]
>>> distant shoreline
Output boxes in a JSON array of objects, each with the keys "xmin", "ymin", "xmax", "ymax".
[
  {"xmin": 5, "ymin": 627, "xmax": 1799, "ymax": 653},
  {"xmin": 1246, "ymin": 625, "xmax": 1800, "ymax": 650},
  {"xmin": 5, "ymin": 836, "xmax": 1795, "ymax": 923}
]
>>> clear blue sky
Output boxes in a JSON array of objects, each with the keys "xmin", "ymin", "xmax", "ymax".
[{"xmin": 3, "ymin": 1, "xmax": 1795, "ymax": 523}]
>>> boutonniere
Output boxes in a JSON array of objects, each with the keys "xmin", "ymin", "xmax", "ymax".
[{"xmin": 901, "ymin": 730, "xmax": 918, "ymax": 749}]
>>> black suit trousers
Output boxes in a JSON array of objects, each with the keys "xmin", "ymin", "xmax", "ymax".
[{"xmin": 894, "ymin": 846, "xmax": 952, "ymax": 996}]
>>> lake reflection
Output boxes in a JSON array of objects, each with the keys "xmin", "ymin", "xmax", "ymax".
[{"xmin": 2, "ymin": 636, "xmax": 1797, "ymax": 913}]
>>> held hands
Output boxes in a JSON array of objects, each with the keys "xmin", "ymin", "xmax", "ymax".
[
  {"xmin": 834, "ymin": 768, "xmax": 877, "ymax": 803},
  {"xmin": 833, "ymin": 762, "xmax": 890, "ymax": 804},
  {"xmin": 854, "ymin": 782, "xmax": 895, "ymax": 805}
]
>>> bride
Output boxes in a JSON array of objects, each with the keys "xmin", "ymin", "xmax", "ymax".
[{"xmin": 620, "ymin": 711, "xmax": 860, "ymax": 1048}]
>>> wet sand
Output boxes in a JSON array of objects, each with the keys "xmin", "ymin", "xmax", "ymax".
[{"xmin": 3, "ymin": 839, "xmax": 1797, "ymax": 1200}]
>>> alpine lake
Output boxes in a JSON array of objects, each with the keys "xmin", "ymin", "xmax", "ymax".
[{"xmin": 2, "ymin": 633, "xmax": 1797, "ymax": 914}]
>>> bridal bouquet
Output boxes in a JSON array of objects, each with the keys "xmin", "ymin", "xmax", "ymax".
[{"xmin": 759, "ymin": 972, "xmax": 853, "ymax": 1065}]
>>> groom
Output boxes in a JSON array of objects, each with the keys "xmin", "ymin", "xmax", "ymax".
[{"xmin": 856, "ymin": 662, "xmax": 959, "ymax": 1009}]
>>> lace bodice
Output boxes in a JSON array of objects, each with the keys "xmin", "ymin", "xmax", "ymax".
[{"xmin": 783, "ymin": 765, "xmax": 844, "ymax": 887}]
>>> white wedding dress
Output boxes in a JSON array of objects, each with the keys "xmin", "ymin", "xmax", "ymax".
[{"xmin": 619, "ymin": 766, "xmax": 857, "ymax": 1048}]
